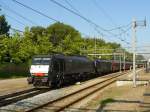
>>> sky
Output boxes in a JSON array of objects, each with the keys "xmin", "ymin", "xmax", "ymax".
[{"xmin": 0, "ymin": 0, "xmax": 150, "ymax": 59}]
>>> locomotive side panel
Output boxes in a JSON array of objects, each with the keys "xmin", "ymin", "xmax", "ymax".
[
  {"xmin": 95, "ymin": 60, "xmax": 112, "ymax": 75},
  {"xmin": 64, "ymin": 56, "xmax": 94, "ymax": 75}
]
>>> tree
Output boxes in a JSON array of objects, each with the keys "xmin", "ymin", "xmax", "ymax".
[
  {"xmin": 0, "ymin": 15, "xmax": 10, "ymax": 36},
  {"xmin": 61, "ymin": 34, "xmax": 83, "ymax": 55},
  {"xmin": 136, "ymin": 55, "xmax": 145, "ymax": 61},
  {"xmin": 46, "ymin": 22, "xmax": 81, "ymax": 46},
  {"xmin": 0, "ymin": 21, "xmax": 135, "ymax": 64},
  {"xmin": 30, "ymin": 26, "xmax": 46, "ymax": 42},
  {"xmin": 16, "ymin": 27, "xmax": 53, "ymax": 63},
  {"xmin": 0, "ymin": 37, "xmax": 10, "ymax": 62},
  {"xmin": 107, "ymin": 42, "xmax": 120, "ymax": 49}
]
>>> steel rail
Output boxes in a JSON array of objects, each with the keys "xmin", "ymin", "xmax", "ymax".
[
  {"xmin": 0, "ymin": 88, "xmax": 49, "ymax": 107},
  {"xmin": 26, "ymin": 71, "xmax": 130, "ymax": 112}
]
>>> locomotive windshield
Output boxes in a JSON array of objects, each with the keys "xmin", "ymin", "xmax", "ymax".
[{"xmin": 32, "ymin": 57, "xmax": 51, "ymax": 65}]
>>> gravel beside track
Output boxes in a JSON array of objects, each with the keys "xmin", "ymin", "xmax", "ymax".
[
  {"xmin": 27, "ymin": 71, "xmax": 130, "ymax": 112},
  {"xmin": 0, "ymin": 88, "xmax": 36, "ymax": 101},
  {"xmin": 0, "ymin": 78, "xmax": 31, "ymax": 96},
  {"xmin": 0, "ymin": 88, "xmax": 49, "ymax": 108},
  {"xmin": 0, "ymin": 71, "xmax": 131, "ymax": 112}
]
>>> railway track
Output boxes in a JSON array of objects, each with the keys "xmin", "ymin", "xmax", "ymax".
[
  {"xmin": 26, "ymin": 71, "xmax": 130, "ymax": 112},
  {"xmin": 0, "ymin": 88, "xmax": 49, "ymax": 107}
]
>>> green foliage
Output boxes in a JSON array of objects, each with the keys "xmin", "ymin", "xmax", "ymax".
[
  {"xmin": 0, "ymin": 17, "xmax": 146, "ymax": 79},
  {"xmin": 136, "ymin": 55, "xmax": 145, "ymax": 61},
  {"xmin": 100, "ymin": 98, "xmax": 115, "ymax": 109},
  {"xmin": 0, "ymin": 63, "xmax": 28, "ymax": 78},
  {"xmin": 0, "ymin": 37, "xmax": 11, "ymax": 62},
  {"xmin": 46, "ymin": 22, "xmax": 81, "ymax": 46},
  {"xmin": 0, "ymin": 15, "xmax": 10, "ymax": 36},
  {"xmin": 0, "ymin": 21, "xmax": 145, "ymax": 65}
]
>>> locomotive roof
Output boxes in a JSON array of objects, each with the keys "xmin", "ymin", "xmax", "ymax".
[
  {"xmin": 32, "ymin": 54, "xmax": 89, "ymax": 60},
  {"xmin": 33, "ymin": 55, "xmax": 52, "ymax": 58},
  {"xmin": 33, "ymin": 54, "xmax": 65, "ymax": 58},
  {"xmin": 95, "ymin": 60, "xmax": 112, "ymax": 62},
  {"xmin": 54, "ymin": 55, "xmax": 90, "ymax": 61},
  {"xmin": 95, "ymin": 59, "xmax": 133, "ymax": 64}
]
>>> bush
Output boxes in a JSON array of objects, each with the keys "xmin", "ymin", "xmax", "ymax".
[{"xmin": 0, "ymin": 63, "xmax": 29, "ymax": 78}]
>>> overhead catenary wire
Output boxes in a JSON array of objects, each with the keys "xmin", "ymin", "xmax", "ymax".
[
  {"xmin": 11, "ymin": 0, "xmax": 91, "ymax": 37},
  {"xmin": 92, "ymin": 0, "xmax": 116, "ymax": 27},
  {"xmin": 64, "ymin": 0, "xmax": 111, "ymax": 41},
  {"xmin": 5, "ymin": 14, "xmax": 25, "ymax": 26},
  {"xmin": 92, "ymin": 0, "xmax": 131, "ymax": 42},
  {"xmin": 12, "ymin": 0, "xmax": 59, "ymax": 22},
  {"xmin": 49, "ymin": 0, "xmax": 119, "ymax": 36},
  {"xmin": 64, "ymin": 0, "xmax": 81, "ymax": 14},
  {"xmin": 12, "ymin": 0, "xmax": 131, "ymax": 46},
  {"xmin": 106, "ymin": 23, "xmax": 131, "ymax": 31},
  {"xmin": 10, "ymin": 27, "xmax": 23, "ymax": 33},
  {"xmin": 12, "ymin": 0, "xmax": 130, "ymax": 39},
  {"xmin": 0, "ymin": 2, "xmax": 38, "ymax": 25},
  {"xmin": 64, "ymin": 0, "xmax": 114, "ymax": 42},
  {"xmin": 62, "ymin": 0, "xmax": 130, "ymax": 44},
  {"xmin": 92, "ymin": 0, "xmax": 130, "ymax": 33}
]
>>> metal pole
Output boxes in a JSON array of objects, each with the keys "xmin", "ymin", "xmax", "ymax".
[
  {"xmin": 124, "ymin": 51, "xmax": 126, "ymax": 71},
  {"xmin": 120, "ymin": 53, "xmax": 122, "ymax": 72},
  {"xmin": 94, "ymin": 36, "xmax": 96, "ymax": 58},
  {"xmin": 114, "ymin": 53, "xmax": 116, "ymax": 61},
  {"xmin": 131, "ymin": 18, "xmax": 146, "ymax": 87},
  {"xmin": 132, "ymin": 19, "xmax": 136, "ymax": 87}
]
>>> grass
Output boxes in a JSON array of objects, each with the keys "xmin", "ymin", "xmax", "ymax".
[
  {"xmin": 100, "ymin": 98, "xmax": 115, "ymax": 108},
  {"xmin": 0, "ymin": 72, "xmax": 28, "ymax": 79}
]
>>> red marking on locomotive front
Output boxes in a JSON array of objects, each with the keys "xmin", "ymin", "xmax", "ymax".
[{"xmin": 34, "ymin": 73, "xmax": 45, "ymax": 77}]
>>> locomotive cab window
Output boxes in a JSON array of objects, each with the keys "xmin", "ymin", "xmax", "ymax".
[
  {"xmin": 42, "ymin": 58, "xmax": 51, "ymax": 65},
  {"xmin": 32, "ymin": 57, "xmax": 51, "ymax": 65},
  {"xmin": 32, "ymin": 58, "xmax": 41, "ymax": 65}
]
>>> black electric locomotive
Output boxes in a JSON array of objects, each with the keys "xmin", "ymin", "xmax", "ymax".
[
  {"xmin": 28, "ymin": 54, "xmax": 142, "ymax": 88},
  {"xmin": 28, "ymin": 54, "xmax": 94, "ymax": 88}
]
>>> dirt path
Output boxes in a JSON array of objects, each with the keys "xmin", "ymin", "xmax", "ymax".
[
  {"xmin": 0, "ymin": 78, "xmax": 32, "ymax": 95},
  {"xmin": 83, "ymin": 85, "xmax": 146, "ymax": 112},
  {"xmin": 83, "ymin": 69, "xmax": 149, "ymax": 112}
]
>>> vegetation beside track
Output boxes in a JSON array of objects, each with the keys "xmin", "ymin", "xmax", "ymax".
[
  {"xmin": 0, "ymin": 15, "xmax": 144, "ymax": 78},
  {"xmin": 100, "ymin": 98, "xmax": 115, "ymax": 109},
  {"xmin": 0, "ymin": 63, "xmax": 29, "ymax": 78},
  {"xmin": 0, "ymin": 15, "xmax": 144, "ymax": 65}
]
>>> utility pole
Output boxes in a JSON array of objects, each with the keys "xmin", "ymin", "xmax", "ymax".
[
  {"xmin": 117, "ymin": 48, "xmax": 122, "ymax": 73},
  {"xmin": 94, "ymin": 36, "xmax": 97, "ymax": 58},
  {"xmin": 123, "ymin": 51, "xmax": 126, "ymax": 71},
  {"xmin": 132, "ymin": 19, "xmax": 136, "ymax": 87},
  {"xmin": 132, "ymin": 18, "xmax": 146, "ymax": 87},
  {"xmin": 114, "ymin": 53, "xmax": 116, "ymax": 61},
  {"xmin": 119, "ymin": 53, "xmax": 122, "ymax": 72}
]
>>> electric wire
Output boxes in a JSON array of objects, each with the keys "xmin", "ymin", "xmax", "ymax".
[
  {"xmin": 92, "ymin": 0, "xmax": 116, "ymax": 27},
  {"xmin": 12, "ymin": 0, "xmax": 131, "ymax": 46},
  {"xmin": 11, "ymin": 0, "xmax": 99, "ymax": 40},
  {"xmin": 12, "ymin": 0, "xmax": 59, "ymax": 22},
  {"xmin": 10, "ymin": 27, "xmax": 23, "ymax": 32},
  {"xmin": 0, "ymin": 2, "xmax": 38, "ymax": 25},
  {"xmin": 12, "ymin": 0, "xmax": 131, "ymax": 44},
  {"xmin": 64, "ymin": 0, "xmax": 81, "ymax": 14},
  {"xmin": 92, "ymin": 0, "xmax": 131, "ymax": 42},
  {"xmin": 5, "ymin": 14, "xmax": 25, "ymax": 26},
  {"xmin": 49, "ymin": 0, "xmax": 118, "ymax": 36},
  {"xmin": 106, "ymin": 23, "xmax": 131, "ymax": 31},
  {"xmin": 63, "ymin": 0, "xmax": 130, "ymax": 44}
]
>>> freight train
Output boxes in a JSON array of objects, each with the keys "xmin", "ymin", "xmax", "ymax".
[{"xmin": 27, "ymin": 54, "xmax": 142, "ymax": 88}]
